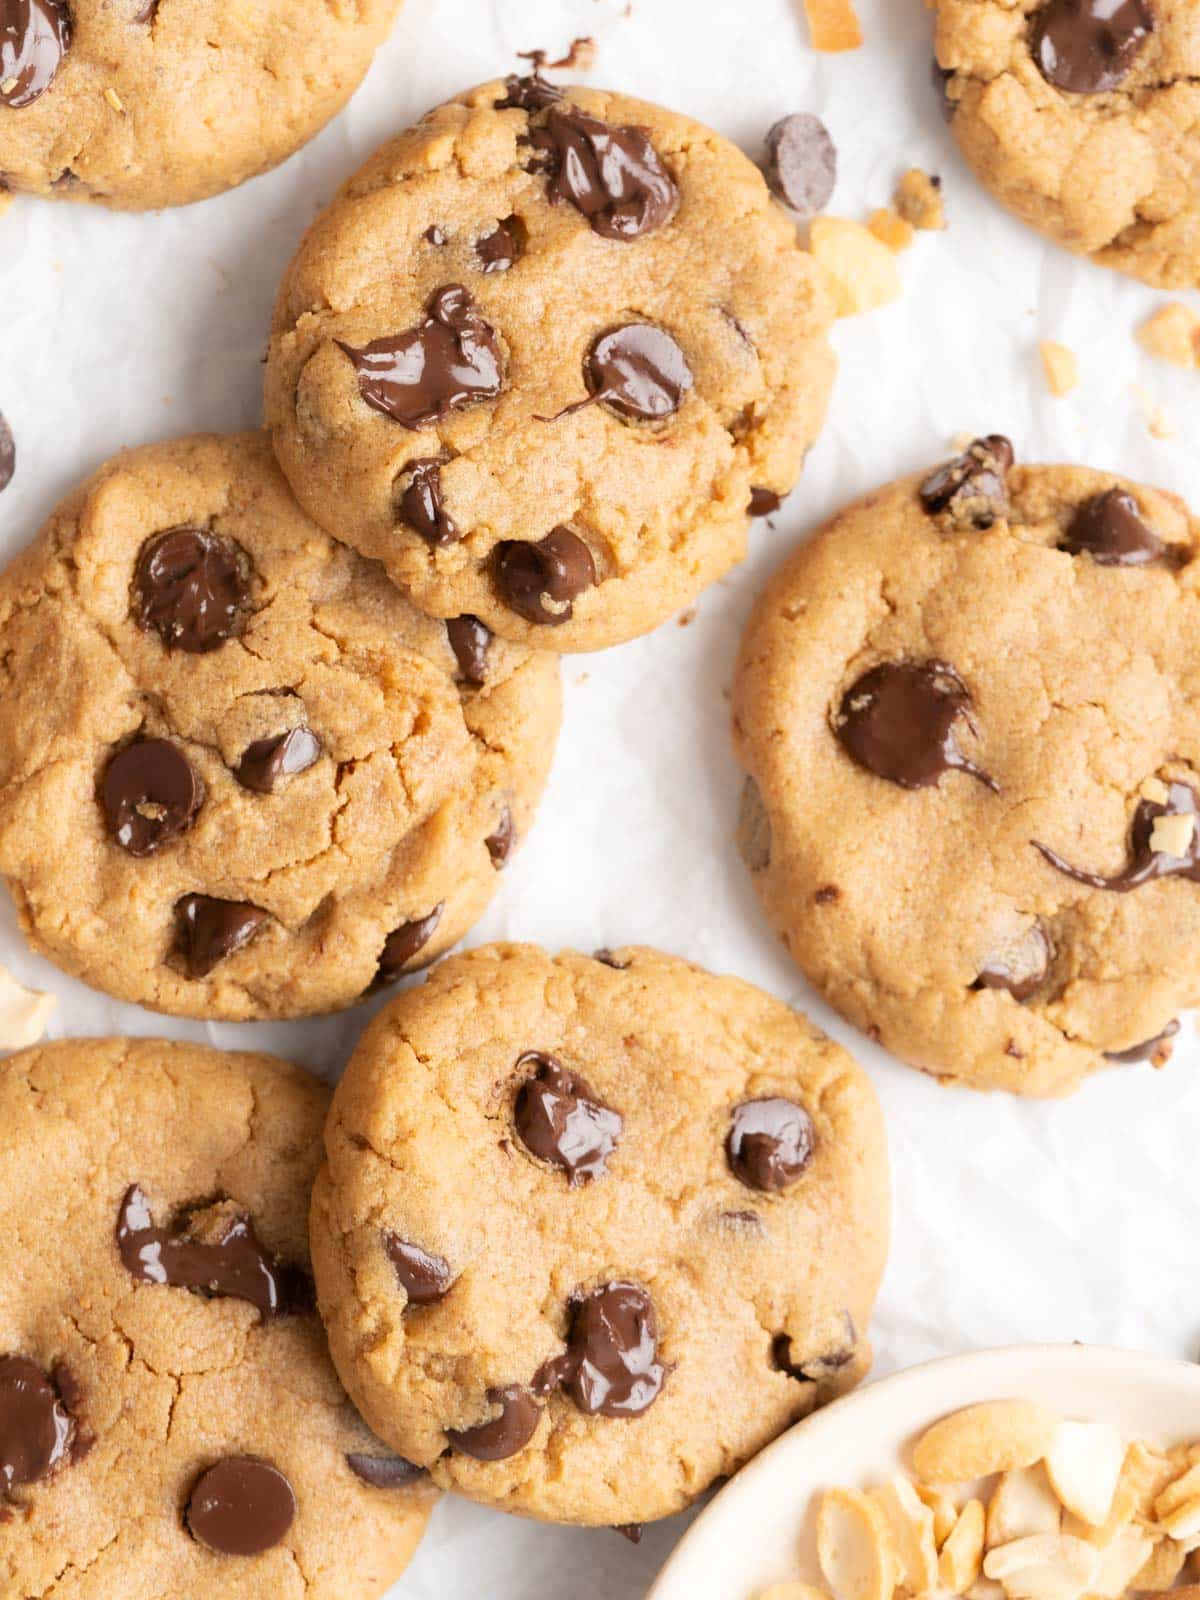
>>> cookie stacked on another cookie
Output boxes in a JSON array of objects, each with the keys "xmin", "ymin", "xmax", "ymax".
[
  {"xmin": 935, "ymin": 0, "xmax": 1200, "ymax": 287},
  {"xmin": 310, "ymin": 943, "xmax": 890, "ymax": 1525},
  {"xmin": 0, "ymin": 432, "xmax": 560, "ymax": 1019},
  {"xmin": 0, "ymin": 1038, "xmax": 434, "ymax": 1599},
  {"xmin": 265, "ymin": 74, "xmax": 835, "ymax": 651},
  {"xmin": 734, "ymin": 438, "xmax": 1200, "ymax": 1096}
]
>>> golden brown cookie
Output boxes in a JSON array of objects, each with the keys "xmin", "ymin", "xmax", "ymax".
[
  {"xmin": 264, "ymin": 74, "xmax": 835, "ymax": 652},
  {"xmin": 0, "ymin": 1037, "xmax": 435, "ymax": 1599},
  {"xmin": 0, "ymin": 432, "xmax": 560, "ymax": 1019},
  {"xmin": 935, "ymin": 0, "xmax": 1200, "ymax": 288},
  {"xmin": 310, "ymin": 943, "xmax": 890, "ymax": 1526},
  {"xmin": 734, "ymin": 437, "xmax": 1200, "ymax": 1096},
  {"xmin": 0, "ymin": 0, "xmax": 401, "ymax": 210}
]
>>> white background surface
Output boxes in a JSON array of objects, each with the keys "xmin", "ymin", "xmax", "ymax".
[{"xmin": 3, "ymin": 0, "xmax": 1200, "ymax": 1595}]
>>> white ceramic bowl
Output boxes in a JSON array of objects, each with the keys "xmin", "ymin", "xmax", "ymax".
[{"xmin": 648, "ymin": 1344, "xmax": 1200, "ymax": 1600}]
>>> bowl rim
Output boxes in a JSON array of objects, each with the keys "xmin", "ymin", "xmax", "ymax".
[{"xmin": 647, "ymin": 1341, "xmax": 1200, "ymax": 1600}]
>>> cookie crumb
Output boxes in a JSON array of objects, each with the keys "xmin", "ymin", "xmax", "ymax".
[
  {"xmin": 894, "ymin": 168, "xmax": 945, "ymax": 231},
  {"xmin": 802, "ymin": 0, "xmax": 863, "ymax": 51},
  {"xmin": 1137, "ymin": 303, "xmax": 1200, "ymax": 370},
  {"xmin": 809, "ymin": 217, "xmax": 902, "ymax": 316},
  {"xmin": 1038, "ymin": 340, "xmax": 1078, "ymax": 398},
  {"xmin": 1132, "ymin": 384, "xmax": 1176, "ymax": 440},
  {"xmin": 0, "ymin": 966, "xmax": 56, "ymax": 1050},
  {"xmin": 867, "ymin": 208, "xmax": 914, "ymax": 253}
]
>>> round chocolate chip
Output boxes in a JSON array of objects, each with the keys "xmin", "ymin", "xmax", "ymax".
[
  {"xmin": 447, "ymin": 1386, "xmax": 541, "ymax": 1461},
  {"xmin": 764, "ymin": 113, "xmax": 837, "ymax": 219},
  {"xmin": 553, "ymin": 1281, "xmax": 666, "ymax": 1417},
  {"xmin": 345, "ymin": 1452, "xmax": 426, "ymax": 1488},
  {"xmin": 384, "ymin": 1233, "xmax": 455, "ymax": 1306},
  {"xmin": 513, "ymin": 1053, "xmax": 623, "ymax": 1185},
  {"xmin": 0, "ymin": 0, "xmax": 72, "ymax": 109},
  {"xmin": 0, "ymin": 1355, "xmax": 74, "ymax": 1492},
  {"xmin": 727, "ymin": 1097, "xmax": 814, "ymax": 1193},
  {"xmin": 585, "ymin": 324, "xmax": 693, "ymax": 421},
  {"xmin": 101, "ymin": 739, "xmax": 204, "ymax": 856},
  {"xmin": 529, "ymin": 106, "xmax": 678, "ymax": 241},
  {"xmin": 1031, "ymin": 0, "xmax": 1153, "ymax": 93},
  {"xmin": 175, "ymin": 895, "xmax": 268, "ymax": 977},
  {"xmin": 834, "ymin": 660, "xmax": 997, "ymax": 792},
  {"xmin": 234, "ymin": 726, "xmax": 321, "ymax": 793},
  {"xmin": 1059, "ymin": 488, "xmax": 1166, "ymax": 567},
  {"xmin": 376, "ymin": 905, "xmax": 443, "ymax": 984},
  {"xmin": 132, "ymin": 527, "xmax": 252, "ymax": 654},
  {"xmin": 919, "ymin": 435, "xmax": 1013, "ymax": 528},
  {"xmin": 186, "ymin": 1455, "xmax": 296, "ymax": 1556},
  {"xmin": 495, "ymin": 527, "xmax": 596, "ymax": 625},
  {"xmin": 446, "ymin": 615, "xmax": 492, "ymax": 685}
]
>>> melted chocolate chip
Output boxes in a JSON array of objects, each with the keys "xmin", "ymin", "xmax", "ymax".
[
  {"xmin": 593, "ymin": 948, "xmax": 629, "ymax": 969},
  {"xmin": 0, "ymin": 0, "xmax": 71, "ymax": 108},
  {"xmin": 424, "ymin": 224, "xmax": 447, "ymax": 244},
  {"xmin": 537, "ymin": 1282, "xmax": 665, "ymax": 1417},
  {"xmin": 973, "ymin": 922, "xmax": 1051, "ymax": 1002},
  {"xmin": 529, "ymin": 106, "xmax": 678, "ymax": 240},
  {"xmin": 132, "ymin": 526, "xmax": 253, "ymax": 654},
  {"xmin": 514, "ymin": 1053, "xmax": 622, "ymax": 1185},
  {"xmin": 476, "ymin": 216, "xmax": 524, "ymax": 272},
  {"xmin": 1105, "ymin": 1019, "xmax": 1180, "ymax": 1064},
  {"xmin": 1035, "ymin": 780, "xmax": 1200, "ymax": 893},
  {"xmin": 186, "ymin": 1456, "xmax": 296, "ymax": 1556},
  {"xmin": 447, "ymin": 1385, "xmax": 541, "ymax": 1461},
  {"xmin": 727, "ymin": 1098, "xmax": 814, "ymax": 1193},
  {"xmin": 339, "ymin": 286, "xmax": 504, "ymax": 430},
  {"xmin": 399, "ymin": 458, "xmax": 460, "ymax": 544},
  {"xmin": 749, "ymin": 487, "xmax": 781, "ymax": 517},
  {"xmin": 116, "ymin": 1185, "xmax": 310, "ymax": 1317},
  {"xmin": 919, "ymin": 435, "xmax": 1014, "ymax": 528},
  {"xmin": 835, "ymin": 660, "xmax": 998, "ymax": 792},
  {"xmin": 384, "ymin": 1234, "xmax": 455, "ymax": 1306},
  {"xmin": 496, "ymin": 71, "xmax": 564, "ymax": 112},
  {"xmin": 377, "ymin": 905, "xmax": 443, "ymax": 982},
  {"xmin": 0, "ymin": 411, "xmax": 14, "ymax": 493},
  {"xmin": 234, "ymin": 726, "xmax": 321, "ymax": 793},
  {"xmin": 101, "ymin": 739, "xmax": 204, "ymax": 856},
  {"xmin": 764, "ymin": 113, "xmax": 837, "ymax": 219},
  {"xmin": 446, "ymin": 615, "xmax": 492, "ymax": 685},
  {"xmin": 346, "ymin": 1452, "xmax": 425, "ymax": 1488},
  {"xmin": 0, "ymin": 1356, "xmax": 74, "ymax": 1492},
  {"xmin": 175, "ymin": 895, "xmax": 269, "ymax": 978},
  {"xmin": 1031, "ymin": 0, "xmax": 1153, "ymax": 93},
  {"xmin": 773, "ymin": 1321, "xmax": 857, "ymax": 1381},
  {"xmin": 585, "ymin": 324, "xmax": 692, "ymax": 420},
  {"xmin": 485, "ymin": 806, "xmax": 515, "ymax": 866},
  {"xmin": 1059, "ymin": 488, "xmax": 1166, "ymax": 567},
  {"xmin": 615, "ymin": 1523, "xmax": 644, "ymax": 1543},
  {"xmin": 495, "ymin": 526, "xmax": 596, "ymax": 625}
]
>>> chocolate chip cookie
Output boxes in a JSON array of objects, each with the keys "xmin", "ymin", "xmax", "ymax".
[
  {"xmin": 309, "ymin": 943, "xmax": 889, "ymax": 1525},
  {"xmin": 734, "ymin": 438, "xmax": 1200, "ymax": 1096},
  {"xmin": 0, "ymin": 432, "xmax": 560, "ymax": 1019},
  {"xmin": 935, "ymin": 0, "xmax": 1200, "ymax": 287},
  {"xmin": 264, "ymin": 75, "xmax": 835, "ymax": 652},
  {"xmin": 0, "ymin": 0, "xmax": 400, "ymax": 210},
  {"xmin": 0, "ymin": 1038, "xmax": 434, "ymax": 1598}
]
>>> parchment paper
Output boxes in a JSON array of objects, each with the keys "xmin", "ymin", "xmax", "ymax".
[{"xmin": 4, "ymin": 0, "xmax": 1200, "ymax": 1594}]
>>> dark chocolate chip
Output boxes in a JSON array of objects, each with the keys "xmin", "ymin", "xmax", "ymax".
[
  {"xmin": 1059, "ymin": 488, "xmax": 1166, "ymax": 567},
  {"xmin": 0, "ymin": 0, "xmax": 71, "ymax": 108},
  {"xmin": 1104, "ymin": 1019, "xmax": 1181, "ymax": 1064},
  {"xmin": 447, "ymin": 1385, "xmax": 541, "ymax": 1461},
  {"xmin": 1035, "ymin": 780, "xmax": 1200, "ymax": 894},
  {"xmin": 0, "ymin": 411, "xmax": 14, "ymax": 493},
  {"xmin": 399, "ymin": 458, "xmax": 460, "ymax": 545},
  {"xmin": 495, "ymin": 526, "xmax": 596, "ymax": 625},
  {"xmin": 919, "ymin": 435, "xmax": 1014, "ymax": 528},
  {"xmin": 234, "ymin": 726, "xmax": 321, "ymax": 793},
  {"xmin": 338, "ymin": 286, "xmax": 504, "ymax": 430},
  {"xmin": 593, "ymin": 948, "xmax": 630, "ymax": 969},
  {"xmin": 485, "ymin": 806, "xmax": 515, "ymax": 867},
  {"xmin": 536, "ymin": 1281, "xmax": 665, "ymax": 1418},
  {"xmin": 773, "ymin": 1317, "xmax": 857, "ymax": 1380},
  {"xmin": 376, "ymin": 905, "xmax": 443, "ymax": 983},
  {"xmin": 514, "ymin": 1053, "xmax": 622, "ymax": 1185},
  {"xmin": 116, "ymin": 1184, "xmax": 310, "ymax": 1318},
  {"xmin": 585, "ymin": 323, "xmax": 692, "ymax": 420},
  {"xmin": 529, "ymin": 106, "xmax": 678, "ymax": 240},
  {"xmin": 834, "ymin": 660, "xmax": 998, "ymax": 792},
  {"xmin": 749, "ymin": 487, "xmax": 781, "ymax": 517},
  {"xmin": 615, "ymin": 1523, "xmax": 644, "ymax": 1543},
  {"xmin": 384, "ymin": 1234, "xmax": 455, "ymax": 1306},
  {"xmin": 186, "ymin": 1456, "xmax": 296, "ymax": 1556},
  {"xmin": 0, "ymin": 1355, "xmax": 74, "ymax": 1492},
  {"xmin": 424, "ymin": 224, "xmax": 447, "ymax": 244},
  {"xmin": 132, "ymin": 526, "xmax": 253, "ymax": 654},
  {"xmin": 175, "ymin": 895, "xmax": 269, "ymax": 978},
  {"xmin": 133, "ymin": 0, "xmax": 159, "ymax": 20},
  {"xmin": 476, "ymin": 216, "xmax": 524, "ymax": 273},
  {"xmin": 764, "ymin": 113, "xmax": 837, "ymax": 219},
  {"xmin": 446, "ymin": 615, "xmax": 492, "ymax": 685},
  {"xmin": 346, "ymin": 1452, "xmax": 426, "ymax": 1488},
  {"xmin": 1031, "ymin": 0, "xmax": 1153, "ymax": 93},
  {"xmin": 727, "ymin": 1098, "xmax": 814, "ymax": 1193},
  {"xmin": 496, "ymin": 71, "xmax": 564, "ymax": 112},
  {"xmin": 814, "ymin": 884, "xmax": 840, "ymax": 905},
  {"xmin": 973, "ymin": 922, "xmax": 1051, "ymax": 1002},
  {"xmin": 101, "ymin": 739, "xmax": 204, "ymax": 856}
]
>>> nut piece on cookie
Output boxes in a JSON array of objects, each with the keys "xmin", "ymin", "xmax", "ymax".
[{"xmin": 310, "ymin": 943, "xmax": 889, "ymax": 1526}]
